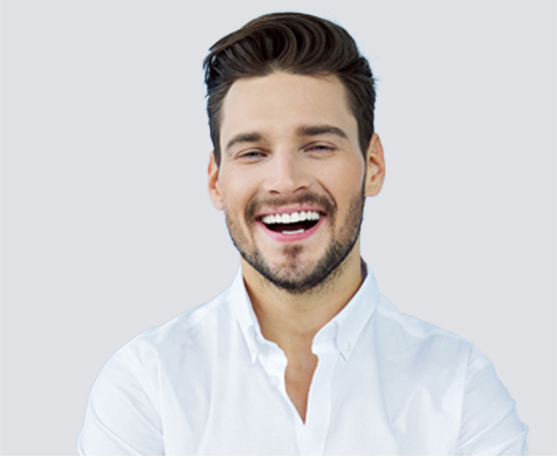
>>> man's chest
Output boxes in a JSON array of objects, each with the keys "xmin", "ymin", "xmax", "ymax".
[{"xmin": 156, "ymin": 342, "xmax": 462, "ymax": 455}]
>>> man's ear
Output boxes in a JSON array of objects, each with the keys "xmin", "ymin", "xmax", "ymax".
[
  {"xmin": 364, "ymin": 133, "xmax": 386, "ymax": 197},
  {"xmin": 208, "ymin": 151, "xmax": 224, "ymax": 210}
]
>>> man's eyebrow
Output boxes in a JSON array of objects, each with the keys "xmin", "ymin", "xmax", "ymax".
[
  {"xmin": 297, "ymin": 124, "xmax": 348, "ymax": 140},
  {"xmin": 224, "ymin": 125, "xmax": 347, "ymax": 152},
  {"xmin": 225, "ymin": 132, "xmax": 262, "ymax": 152}
]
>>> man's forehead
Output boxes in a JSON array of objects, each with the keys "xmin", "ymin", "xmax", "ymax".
[{"xmin": 219, "ymin": 72, "xmax": 357, "ymax": 142}]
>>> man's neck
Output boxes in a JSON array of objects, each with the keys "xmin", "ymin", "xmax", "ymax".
[
  {"xmin": 241, "ymin": 245, "xmax": 363, "ymax": 355},
  {"xmin": 241, "ymin": 245, "xmax": 363, "ymax": 422}
]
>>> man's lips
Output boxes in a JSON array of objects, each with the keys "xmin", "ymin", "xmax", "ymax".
[
  {"xmin": 245, "ymin": 193, "xmax": 335, "ymax": 243},
  {"xmin": 255, "ymin": 215, "xmax": 325, "ymax": 242},
  {"xmin": 244, "ymin": 192, "xmax": 336, "ymax": 225},
  {"xmin": 253, "ymin": 205, "xmax": 326, "ymax": 243}
]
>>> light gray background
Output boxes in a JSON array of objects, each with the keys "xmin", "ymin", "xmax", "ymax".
[{"xmin": 1, "ymin": 0, "xmax": 555, "ymax": 455}]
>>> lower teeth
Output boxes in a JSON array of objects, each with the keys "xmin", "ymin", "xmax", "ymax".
[{"xmin": 282, "ymin": 229, "xmax": 305, "ymax": 234}]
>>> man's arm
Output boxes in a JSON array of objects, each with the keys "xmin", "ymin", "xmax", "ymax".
[
  {"xmin": 77, "ymin": 350, "xmax": 164, "ymax": 455},
  {"xmin": 457, "ymin": 348, "xmax": 529, "ymax": 455}
]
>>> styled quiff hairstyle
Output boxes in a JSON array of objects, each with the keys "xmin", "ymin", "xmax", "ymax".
[{"xmin": 203, "ymin": 12, "xmax": 376, "ymax": 165}]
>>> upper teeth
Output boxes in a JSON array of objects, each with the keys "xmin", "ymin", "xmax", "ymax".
[{"xmin": 261, "ymin": 211, "xmax": 321, "ymax": 225}]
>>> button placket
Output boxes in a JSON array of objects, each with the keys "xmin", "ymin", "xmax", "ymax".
[
  {"xmin": 296, "ymin": 336, "xmax": 338, "ymax": 455},
  {"xmin": 257, "ymin": 339, "xmax": 288, "ymax": 394}
]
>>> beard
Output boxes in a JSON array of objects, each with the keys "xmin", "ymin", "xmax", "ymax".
[{"xmin": 224, "ymin": 186, "xmax": 365, "ymax": 295}]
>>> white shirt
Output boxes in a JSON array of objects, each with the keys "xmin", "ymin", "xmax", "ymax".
[{"xmin": 77, "ymin": 265, "xmax": 528, "ymax": 455}]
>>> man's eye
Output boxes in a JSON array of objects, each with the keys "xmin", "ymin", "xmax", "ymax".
[
  {"xmin": 237, "ymin": 151, "xmax": 265, "ymax": 159},
  {"xmin": 307, "ymin": 144, "xmax": 335, "ymax": 153}
]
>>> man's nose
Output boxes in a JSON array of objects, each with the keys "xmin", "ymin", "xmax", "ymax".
[{"xmin": 263, "ymin": 150, "xmax": 310, "ymax": 195}]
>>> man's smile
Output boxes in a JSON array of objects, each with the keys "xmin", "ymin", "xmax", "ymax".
[
  {"xmin": 261, "ymin": 210, "xmax": 321, "ymax": 230},
  {"xmin": 256, "ymin": 209, "xmax": 326, "ymax": 242},
  {"xmin": 241, "ymin": 187, "xmax": 337, "ymax": 245}
]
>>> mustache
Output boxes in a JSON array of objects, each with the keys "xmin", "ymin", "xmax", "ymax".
[{"xmin": 245, "ymin": 192, "xmax": 337, "ymax": 221}]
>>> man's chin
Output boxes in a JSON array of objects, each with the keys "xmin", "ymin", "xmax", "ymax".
[
  {"xmin": 243, "ymin": 252, "xmax": 344, "ymax": 295},
  {"xmin": 257, "ymin": 270, "xmax": 328, "ymax": 295}
]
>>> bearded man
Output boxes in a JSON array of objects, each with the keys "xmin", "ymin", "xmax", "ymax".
[{"xmin": 77, "ymin": 12, "xmax": 528, "ymax": 455}]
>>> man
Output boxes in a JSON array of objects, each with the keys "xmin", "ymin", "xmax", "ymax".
[{"xmin": 77, "ymin": 12, "xmax": 528, "ymax": 455}]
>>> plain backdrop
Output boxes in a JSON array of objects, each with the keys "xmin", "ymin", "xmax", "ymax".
[{"xmin": 1, "ymin": 0, "xmax": 555, "ymax": 455}]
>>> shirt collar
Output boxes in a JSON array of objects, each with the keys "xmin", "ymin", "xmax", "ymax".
[
  {"xmin": 328, "ymin": 260, "xmax": 380, "ymax": 360},
  {"xmin": 229, "ymin": 269, "xmax": 265, "ymax": 364},
  {"xmin": 230, "ymin": 260, "xmax": 381, "ymax": 364}
]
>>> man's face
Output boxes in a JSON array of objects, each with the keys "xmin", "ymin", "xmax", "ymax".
[{"xmin": 208, "ymin": 72, "xmax": 383, "ymax": 293}]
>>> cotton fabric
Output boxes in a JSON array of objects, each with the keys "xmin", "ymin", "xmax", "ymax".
[{"xmin": 77, "ymin": 265, "xmax": 528, "ymax": 455}]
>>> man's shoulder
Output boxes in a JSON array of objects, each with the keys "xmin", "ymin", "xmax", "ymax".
[
  {"xmin": 373, "ymin": 295, "xmax": 491, "ymax": 377},
  {"xmin": 114, "ymin": 286, "xmax": 236, "ymax": 365},
  {"xmin": 359, "ymin": 265, "xmax": 471, "ymax": 350},
  {"xmin": 374, "ymin": 294, "xmax": 464, "ymax": 341}
]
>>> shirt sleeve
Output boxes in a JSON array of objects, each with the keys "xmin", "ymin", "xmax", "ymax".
[
  {"xmin": 77, "ymin": 348, "xmax": 164, "ymax": 456},
  {"xmin": 456, "ymin": 347, "xmax": 529, "ymax": 455}
]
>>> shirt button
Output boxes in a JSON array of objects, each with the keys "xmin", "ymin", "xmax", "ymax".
[
  {"xmin": 343, "ymin": 342, "xmax": 352, "ymax": 352},
  {"xmin": 270, "ymin": 375, "xmax": 280, "ymax": 386}
]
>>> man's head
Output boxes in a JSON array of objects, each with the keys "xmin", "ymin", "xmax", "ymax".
[
  {"xmin": 206, "ymin": 13, "xmax": 385, "ymax": 294},
  {"xmin": 204, "ymin": 12, "xmax": 376, "ymax": 165}
]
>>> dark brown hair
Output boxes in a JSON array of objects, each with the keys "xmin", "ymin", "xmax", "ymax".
[{"xmin": 203, "ymin": 12, "xmax": 376, "ymax": 164}]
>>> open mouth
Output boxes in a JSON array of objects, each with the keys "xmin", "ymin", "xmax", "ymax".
[{"xmin": 259, "ymin": 211, "xmax": 322, "ymax": 234}]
